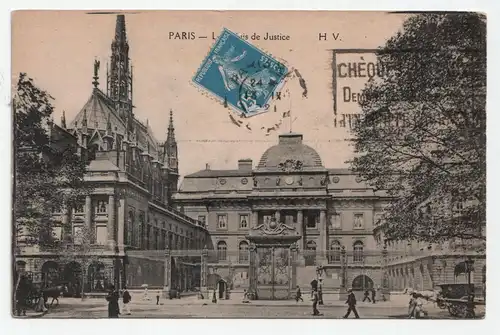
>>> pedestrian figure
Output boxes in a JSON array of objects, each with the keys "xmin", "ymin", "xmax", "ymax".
[
  {"xmin": 156, "ymin": 291, "xmax": 160, "ymax": 305},
  {"xmin": 242, "ymin": 289, "xmax": 250, "ymax": 303},
  {"xmin": 310, "ymin": 279, "xmax": 318, "ymax": 299},
  {"xmin": 295, "ymin": 285, "xmax": 304, "ymax": 302},
  {"xmin": 312, "ymin": 287, "xmax": 321, "ymax": 316},
  {"xmin": 15, "ymin": 274, "xmax": 29, "ymax": 317},
  {"xmin": 142, "ymin": 287, "xmax": 149, "ymax": 301},
  {"xmin": 371, "ymin": 287, "xmax": 376, "ymax": 304},
  {"xmin": 343, "ymin": 288, "xmax": 360, "ymax": 319},
  {"xmin": 212, "ymin": 289, "xmax": 217, "ymax": 303},
  {"xmin": 362, "ymin": 289, "xmax": 372, "ymax": 303},
  {"xmin": 122, "ymin": 287, "xmax": 131, "ymax": 315},
  {"xmin": 106, "ymin": 285, "xmax": 120, "ymax": 318}
]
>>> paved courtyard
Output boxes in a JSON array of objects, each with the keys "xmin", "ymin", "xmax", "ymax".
[{"xmin": 37, "ymin": 295, "xmax": 485, "ymax": 319}]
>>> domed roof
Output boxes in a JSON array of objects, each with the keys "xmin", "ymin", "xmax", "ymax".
[{"xmin": 257, "ymin": 133, "xmax": 323, "ymax": 169}]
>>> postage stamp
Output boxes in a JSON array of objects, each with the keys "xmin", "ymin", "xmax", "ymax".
[{"xmin": 193, "ymin": 28, "xmax": 289, "ymax": 117}]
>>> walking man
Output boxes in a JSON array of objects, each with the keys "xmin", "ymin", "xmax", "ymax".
[
  {"xmin": 312, "ymin": 287, "xmax": 321, "ymax": 316},
  {"xmin": 106, "ymin": 285, "xmax": 120, "ymax": 318},
  {"xmin": 362, "ymin": 289, "xmax": 372, "ymax": 303},
  {"xmin": 371, "ymin": 287, "xmax": 376, "ymax": 304},
  {"xmin": 122, "ymin": 287, "xmax": 131, "ymax": 315},
  {"xmin": 295, "ymin": 285, "xmax": 304, "ymax": 302},
  {"xmin": 343, "ymin": 288, "xmax": 360, "ymax": 319}
]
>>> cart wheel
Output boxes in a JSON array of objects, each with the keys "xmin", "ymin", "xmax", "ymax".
[{"xmin": 448, "ymin": 305, "xmax": 461, "ymax": 317}]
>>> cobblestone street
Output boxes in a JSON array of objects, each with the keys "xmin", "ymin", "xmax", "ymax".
[{"xmin": 37, "ymin": 296, "xmax": 484, "ymax": 319}]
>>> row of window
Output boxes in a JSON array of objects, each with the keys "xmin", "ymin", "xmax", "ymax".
[
  {"xmin": 215, "ymin": 240, "xmax": 366, "ymax": 263},
  {"xmin": 202, "ymin": 213, "xmax": 369, "ymax": 230}
]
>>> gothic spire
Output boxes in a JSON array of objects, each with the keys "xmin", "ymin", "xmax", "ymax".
[
  {"xmin": 61, "ymin": 110, "xmax": 67, "ymax": 129},
  {"xmin": 165, "ymin": 109, "xmax": 178, "ymax": 171},
  {"xmin": 167, "ymin": 109, "xmax": 175, "ymax": 141},
  {"xmin": 109, "ymin": 14, "xmax": 131, "ymax": 119}
]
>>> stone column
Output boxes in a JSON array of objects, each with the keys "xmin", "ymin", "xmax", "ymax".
[
  {"xmin": 163, "ymin": 247, "xmax": 171, "ymax": 298},
  {"xmin": 319, "ymin": 210, "xmax": 327, "ymax": 261},
  {"xmin": 297, "ymin": 210, "xmax": 304, "ymax": 249},
  {"xmin": 85, "ymin": 195, "xmax": 93, "ymax": 242},
  {"xmin": 107, "ymin": 194, "xmax": 115, "ymax": 247},
  {"xmin": 248, "ymin": 243, "xmax": 257, "ymax": 299},
  {"xmin": 200, "ymin": 247, "xmax": 208, "ymax": 299},
  {"xmin": 117, "ymin": 193, "xmax": 125, "ymax": 249},
  {"xmin": 275, "ymin": 210, "xmax": 281, "ymax": 222}
]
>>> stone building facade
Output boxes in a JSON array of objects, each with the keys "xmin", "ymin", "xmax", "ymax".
[
  {"xmin": 15, "ymin": 15, "xmax": 210, "ymax": 295},
  {"xmin": 175, "ymin": 133, "xmax": 392, "ymax": 300}
]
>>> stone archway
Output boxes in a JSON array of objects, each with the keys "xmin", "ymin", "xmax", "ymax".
[
  {"xmin": 88, "ymin": 262, "xmax": 107, "ymax": 292},
  {"xmin": 41, "ymin": 261, "xmax": 60, "ymax": 287},
  {"xmin": 352, "ymin": 274, "xmax": 374, "ymax": 291},
  {"xmin": 63, "ymin": 261, "xmax": 82, "ymax": 297}
]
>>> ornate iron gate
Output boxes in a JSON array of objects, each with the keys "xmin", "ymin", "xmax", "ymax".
[{"xmin": 254, "ymin": 246, "xmax": 292, "ymax": 300}]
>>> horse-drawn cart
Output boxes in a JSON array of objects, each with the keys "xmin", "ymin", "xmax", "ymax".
[{"xmin": 436, "ymin": 284, "xmax": 484, "ymax": 318}]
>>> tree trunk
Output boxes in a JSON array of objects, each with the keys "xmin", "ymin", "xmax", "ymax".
[{"xmin": 81, "ymin": 267, "xmax": 85, "ymax": 301}]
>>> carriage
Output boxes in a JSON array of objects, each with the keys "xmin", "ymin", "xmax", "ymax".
[{"xmin": 436, "ymin": 283, "xmax": 484, "ymax": 318}]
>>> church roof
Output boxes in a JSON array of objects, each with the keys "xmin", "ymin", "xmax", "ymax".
[
  {"xmin": 68, "ymin": 87, "xmax": 162, "ymax": 160},
  {"xmin": 69, "ymin": 88, "xmax": 125, "ymax": 134},
  {"xmin": 257, "ymin": 133, "xmax": 323, "ymax": 169}
]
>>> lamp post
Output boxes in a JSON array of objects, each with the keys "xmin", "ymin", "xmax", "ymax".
[
  {"xmin": 465, "ymin": 257, "xmax": 475, "ymax": 318},
  {"xmin": 212, "ymin": 266, "xmax": 218, "ymax": 303}
]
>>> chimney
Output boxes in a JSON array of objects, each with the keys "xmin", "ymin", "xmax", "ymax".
[{"xmin": 238, "ymin": 159, "xmax": 253, "ymax": 171}]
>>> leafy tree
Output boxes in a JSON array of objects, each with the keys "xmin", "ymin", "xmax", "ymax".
[
  {"xmin": 349, "ymin": 13, "xmax": 486, "ymax": 244},
  {"xmin": 57, "ymin": 225, "xmax": 105, "ymax": 300},
  {"xmin": 13, "ymin": 73, "xmax": 91, "ymax": 250}
]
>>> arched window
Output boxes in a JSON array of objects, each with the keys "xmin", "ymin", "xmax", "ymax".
[
  {"xmin": 239, "ymin": 241, "xmax": 249, "ymax": 263},
  {"xmin": 329, "ymin": 240, "xmax": 342, "ymax": 263},
  {"xmin": 217, "ymin": 241, "xmax": 227, "ymax": 261},
  {"xmin": 305, "ymin": 240, "xmax": 317, "ymax": 266},
  {"xmin": 353, "ymin": 241, "xmax": 364, "ymax": 262}
]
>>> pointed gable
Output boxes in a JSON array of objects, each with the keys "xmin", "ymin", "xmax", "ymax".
[{"xmin": 68, "ymin": 88, "xmax": 126, "ymax": 135}]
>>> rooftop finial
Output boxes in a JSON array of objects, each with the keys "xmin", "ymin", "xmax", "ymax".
[{"xmin": 93, "ymin": 59, "xmax": 100, "ymax": 88}]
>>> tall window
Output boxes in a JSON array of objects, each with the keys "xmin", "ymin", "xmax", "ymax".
[
  {"xmin": 353, "ymin": 213, "xmax": 364, "ymax": 229},
  {"xmin": 330, "ymin": 213, "xmax": 342, "ymax": 230},
  {"xmin": 95, "ymin": 200, "xmax": 108, "ymax": 214},
  {"xmin": 330, "ymin": 240, "xmax": 342, "ymax": 263},
  {"xmin": 217, "ymin": 241, "xmax": 227, "ymax": 261},
  {"xmin": 239, "ymin": 241, "xmax": 249, "ymax": 262},
  {"xmin": 307, "ymin": 213, "xmax": 319, "ymax": 228},
  {"xmin": 305, "ymin": 240, "xmax": 317, "ymax": 266},
  {"xmin": 217, "ymin": 214, "xmax": 228, "ymax": 229},
  {"xmin": 126, "ymin": 210, "xmax": 134, "ymax": 246},
  {"xmin": 353, "ymin": 241, "xmax": 364, "ymax": 262},
  {"xmin": 239, "ymin": 215, "xmax": 249, "ymax": 229}
]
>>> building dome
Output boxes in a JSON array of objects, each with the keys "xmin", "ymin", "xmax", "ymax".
[{"xmin": 257, "ymin": 133, "xmax": 323, "ymax": 169}]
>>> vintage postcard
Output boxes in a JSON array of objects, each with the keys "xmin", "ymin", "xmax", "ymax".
[{"xmin": 11, "ymin": 11, "xmax": 486, "ymax": 319}]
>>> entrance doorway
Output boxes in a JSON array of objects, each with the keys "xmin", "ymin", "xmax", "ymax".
[
  {"xmin": 253, "ymin": 246, "xmax": 295, "ymax": 300},
  {"xmin": 218, "ymin": 280, "xmax": 227, "ymax": 299}
]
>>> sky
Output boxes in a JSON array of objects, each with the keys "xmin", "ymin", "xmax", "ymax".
[{"xmin": 11, "ymin": 11, "xmax": 408, "ymax": 176}]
